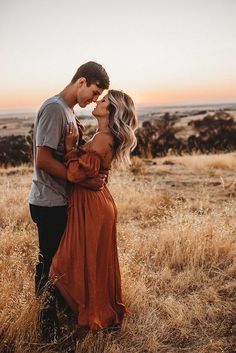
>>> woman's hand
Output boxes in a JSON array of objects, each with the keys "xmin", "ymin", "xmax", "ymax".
[{"xmin": 65, "ymin": 123, "xmax": 78, "ymax": 152}]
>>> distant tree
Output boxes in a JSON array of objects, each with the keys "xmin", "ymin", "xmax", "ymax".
[
  {"xmin": 133, "ymin": 113, "xmax": 185, "ymax": 157},
  {"xmin": 188, "ymin": 111, "xmax": 236, "ymax": 152},
  {"xmin": 0, "ymin": 134, "xmax": 32, "ymax": 167},
  {"xmin": 1, "ymin": 111, "xmax": 235, "ymax": 166}
]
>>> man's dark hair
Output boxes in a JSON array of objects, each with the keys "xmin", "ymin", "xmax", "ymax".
[{"xmin": 71, "ymin": 61, "xmax": 110, "ymax": 89}]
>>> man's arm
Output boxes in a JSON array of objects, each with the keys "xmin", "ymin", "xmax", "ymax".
[
  {"xmin": 36, "ymin": 146, "xmax": 106, "ymax": 189},
  {"xmin": 36, "ymin": 146, "xmax": 67, "ymax": 179},
  {"xmin": 35, "ymin": 103, "xmax": 68, "ymax": 179}
]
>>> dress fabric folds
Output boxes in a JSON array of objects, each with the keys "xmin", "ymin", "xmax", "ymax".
[{"xmin": 50, "ymin": 148, "xmax": 127, "ymax": 330}]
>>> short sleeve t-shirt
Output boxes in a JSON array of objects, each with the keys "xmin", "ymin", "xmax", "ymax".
[{"xmin": 29, "ymin": 95, "xmax": 77, "ymax": 207}]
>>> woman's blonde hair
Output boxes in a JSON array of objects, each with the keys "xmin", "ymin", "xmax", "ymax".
[{"xmin": 108, "ymin": 90, "xmax": 138, "ymax": 167}]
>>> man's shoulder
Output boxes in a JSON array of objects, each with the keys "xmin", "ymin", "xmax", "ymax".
[
  {"xmin": 36, "ymin": 96, "xmax": 68, "ymax": 125},
  {"xmin": 39, "ymin": 95, "xmax": 66, "ymax": 114}
]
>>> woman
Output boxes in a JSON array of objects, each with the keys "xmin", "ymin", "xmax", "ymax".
[{"xmin": 50, "ymin": 90, "xmax": 138, "ymax": 331}]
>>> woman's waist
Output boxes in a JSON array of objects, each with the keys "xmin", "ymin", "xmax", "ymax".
[
  {"xmin": 68, "ymin": 185, "xmax": 117, "ymax": 213},
  {"xmin": 69, "ymin": 184, "xmax": 113, "ymax": 199}
]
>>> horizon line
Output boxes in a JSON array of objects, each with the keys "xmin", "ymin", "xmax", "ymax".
[{"xmin": 0, "ymin": 100, "xmax": 236, "ymax": 116}]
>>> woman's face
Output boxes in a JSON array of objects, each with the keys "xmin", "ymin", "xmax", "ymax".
[{"xmin": 92, "ymin": 95, "xmax": 110, "ymax": 118}]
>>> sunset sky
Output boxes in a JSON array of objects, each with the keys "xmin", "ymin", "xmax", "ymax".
[{"xmin": 1, "ymin": 0, "xmax": 236, "ymax": 113}]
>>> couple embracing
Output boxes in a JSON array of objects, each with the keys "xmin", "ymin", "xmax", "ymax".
[{"xmin": 29, "ymin": 61, "xmax": 138, "ymax": 340}]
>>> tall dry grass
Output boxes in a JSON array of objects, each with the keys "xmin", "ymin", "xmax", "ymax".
[
  {"xmin": 164, "ymin": 152, "xmax": 236, "ymax": 172},
  {"xmin": 0, "ymin": 155, "xmax": 236, "ymax": 353}
]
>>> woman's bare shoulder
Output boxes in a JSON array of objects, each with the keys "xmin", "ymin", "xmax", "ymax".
[{"xmin": 86, "ymin": 132, "xmax": 114, "ymax": 157}]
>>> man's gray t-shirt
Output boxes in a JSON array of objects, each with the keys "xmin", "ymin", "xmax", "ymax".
[{"xmin": 29, "ymin": 95, "xmax": 77, "ymax": 207}]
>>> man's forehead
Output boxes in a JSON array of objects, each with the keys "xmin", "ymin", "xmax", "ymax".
[
  {"xmin": 94, "ymin": 85, "xmax": 104, "ymax": 95},
  {"xmin": 93, "ymin": 81, "xmax": 102, "ymax": 90}
]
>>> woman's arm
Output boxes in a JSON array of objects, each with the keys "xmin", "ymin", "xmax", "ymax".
[
  {"xmin": 64, "ymin": 148, "xmax": 101, "ymax": 183},
  {"xmin": 65, "ymin": 123, "xmax": 107, "ymax": 191}
]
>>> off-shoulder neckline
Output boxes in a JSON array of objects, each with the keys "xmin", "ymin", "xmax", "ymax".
[{"xmin": 80, "ymin": 147, "xmax": 111, "ymax": 170}]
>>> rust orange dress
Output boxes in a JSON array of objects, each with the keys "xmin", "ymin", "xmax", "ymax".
[{"xmin": 50, "ymin": 147, "xmax": 127, "ymax": 330}]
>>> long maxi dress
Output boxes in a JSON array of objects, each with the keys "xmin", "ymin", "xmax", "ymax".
[{"xmin": 50, "ymin": 147, "xmax": 127, "ymax": 331}]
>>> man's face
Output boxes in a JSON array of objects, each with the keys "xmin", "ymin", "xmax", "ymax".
[{"xmin": 76, "ymin": 80, "xmax": 104, "ymax": 108}]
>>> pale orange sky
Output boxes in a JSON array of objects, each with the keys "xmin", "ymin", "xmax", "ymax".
[
  {"xmin": 135, "ymin": 81, "xmax": 236, "ymax": 106},
  {"xmin": 1, "ymin": 81, "xmax": 236, "ymax": 112},
  {"xmin": 1, "ymin": 0, "xmax": 236, "ymax": 112}
]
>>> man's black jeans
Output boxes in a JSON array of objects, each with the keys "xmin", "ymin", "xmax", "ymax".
[{"xmin": 29, "ymin": 204, "xmax": 67, "ymax": 296}]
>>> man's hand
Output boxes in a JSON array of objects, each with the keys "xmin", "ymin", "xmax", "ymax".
[{"xmin": 79, "ymin": 173, "xmax": 108, "ymax": 191}]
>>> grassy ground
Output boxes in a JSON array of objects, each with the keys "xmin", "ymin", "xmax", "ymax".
[{"xmin": 0, "ymin": 153, "xmax": 236, "ymax": 352}]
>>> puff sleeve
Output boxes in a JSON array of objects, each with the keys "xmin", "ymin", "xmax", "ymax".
[{"xmin": 64, "ymin": 148, "xmax": 101, "ymax": 183}]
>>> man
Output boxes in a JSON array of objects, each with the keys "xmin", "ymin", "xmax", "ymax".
[{"xmin": 29, "ymin": 61, "xmax": 110, "ymax": 296}]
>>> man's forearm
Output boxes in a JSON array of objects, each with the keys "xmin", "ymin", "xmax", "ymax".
[{"xmin": 36, "ymin": 157, "xmax": 67, "ymax": 180}]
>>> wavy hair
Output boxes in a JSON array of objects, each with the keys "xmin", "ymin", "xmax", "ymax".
[{"xmin": 107, "ymin": 90, "xmax": 138, "ymax": 167}]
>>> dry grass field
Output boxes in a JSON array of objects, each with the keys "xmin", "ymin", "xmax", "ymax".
[
  {"xmin": 0, "ymin": 117, "xmax": 34, "ymax": 137},
  {"xmin": 0, "ymin": 152, "xmax": 236, "ymax": 353}
]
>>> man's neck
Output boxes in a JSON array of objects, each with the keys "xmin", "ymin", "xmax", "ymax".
[{"xmin": 59, "ymin": 85, "xmax": 76, "ymax": 109}]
